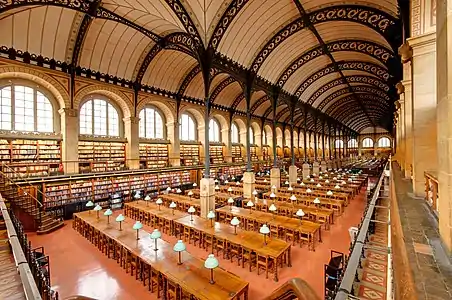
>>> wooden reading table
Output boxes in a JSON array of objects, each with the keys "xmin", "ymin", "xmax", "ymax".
[
  {"xmin": 159, "ymin": 194, "xmax": 202, "ymax": 213},
  {"xmin": 73, "ymin": 211, "xmax": 249, "ymax": 299},
  {"xmin": 186, "ymin": 189, "xmax": 233, "ymax": 205}
]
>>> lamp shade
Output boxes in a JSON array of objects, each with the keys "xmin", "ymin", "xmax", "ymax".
[
  {"xmin": 297, "ymin": 177, "xmax": 300, "ymax": 182},
  {"xmin": 156, "ymin": 198, "xmax": 163, "ymax": 205},
  {"xmin": 207, "ymin": 211, "xmax": 215, "ymax": 219},
  {"xmin": 296, "ymin": 209, "xmax": 305, "ymax": 217},
  {"xmin": 241, "ymin": 177, "xmax": 244, "ymax": 181},
  {"xmin": 235, "ymin": 181, "xmax": 240, "ymax": 186},
  {"xmin": 166, "ymin": 187, "xmax": 171, "ymax": 192},
  {"xmin": 319, "ymin": 176, "xmax": 323, "ymax": 180},
  {"xmin": 325, "ymin": 179, "xmax": 330, "ymax": 183},
  {"xmin": 173, "ymin": 240, "xmax": 186, "ymax": 252},
  {"xmin": 333, "ymin": 177, "xmax": 337, "ymax": 180},
  {"xmin": 204, "ymin": 254, "xmax": 219, "ymax": 269},
  {"xmin": 227, "ymin": 197, "xmax": 234, "ymax": 204},
  {"xmin": 327, "ymin": 190, "xmax": 333, "ymax": 196},
  {"xmin": 188, "ymin": 191, "xmax": 194, "ymax": 196},
  {"xmin": 193, "ymin": 182, "xmax": 198, "ymax": 187},
  {"xmin": 310, "ymin": 179, "xmax": 315, "ymax": 182},
  {"xmin": 334, "ymin": 185, "xmax": 340, "ymax": 189},
  {"xmin": 290, "ymin": 194, "xmax": 297, "ymax": 201},
  {"xmin": 215, "ymin": 185, "xmax": 220, "ymax": 190},
  {"xmin": 284, "ymin": 180, "xmax": 289, "ymax": 185},
  {"xmin": 271, "ymin": 185, "xmax": 276, "ymax": 190},
  {"xmin": 231, "ymin": 176, "xmax": 236, "ymax": 180},
  {"xmin": 264, "ymin": 179, "xmax": 268, "ymax": 183},
  {"xmin": 341, "ymin": 181, "xmax": 346, "ymax": 185},
  {"xmin": 169, "ymin": 202, "xmax": 177, "ymax": 208},
  {"xmin": 269, "ymin": 192, "xmax": 276, "ymax": 198},
  {"xmin": 246, "ymin": 200, "xmax": 254, "ymax": 207},
  {"xmin": 316, "ymin": 183, "xmax": 321, "ymax": 187},
  {"xmin": 252, "ymin": 190, "xmax": 258, "ymax": 196},
  {"xmin": 86, "ymin": 200, "xmax": 94, "ymax": 208},
  {"xmin": 115, "ymin": 214, "xmax": 125, "ymax": 222},
  {"xmin": 300, "ymin": 182, "xmax": 305, "ymax": 186},
  {"xmin": 227, "ymin": 187, "xmax": 233, "ymax": 192},
  {"xmin": 133, "ymin": 221, "xmax": 143, "ymax": 230},
  {"xmin": 269, "ymin": 204, "xmax": 277, "ymax": 212},
  {"xmin": 230, "ymin": 217, "xmax": 240, "ymax": 226},
  {"xmin": 313, "ymin": 173, "xmax": 316, "ymax": 177},
  {"xmin": 313, "ymin": 198, "xmax": 321, "ymax": 204},
  {"xmin": 134, "ymin": 191, "xmax": 140, "ymax": 199},
  {"xmin": 325, "ymin": 174, "xmax": 329, "ymax": 178},
  {"xmin": 306, "ymin": 175, "xmax": 310, "ymax": 179},
  {"xmin": 150, "ymin": 229, "xmax": 161, "ymax": 239},
  {"xmin": 348, "ymin": 178, "xmax": 353, "ymax": 182},
  {"xmin": 176, "ymin": 188, "xmax": 182, "ymax": 194},
  {"xmin": 214, "ymin": 179, "xmax": 219, "ymax": 184},
  {"xmin": 306, "ymin": 188, "xmax": 312, "ymax": 193},
  {"xmin": 144, "ymin": 195, "xmax": 151, "ymax": 201},
  {"xmin": 287, "ymin": 186, "xmax": 293, "ymax": 192},
  {"xmin": 93, "ymin": 204, "xmax": 102, "ymax": 211},
  {"xmin": 104, "ymin": 209, "xmax": 113, "ymax": 216},
  {"xmin": 224, "ymin": 179, "xmax": 229, "ymax": 184},
  {"xmin": 188, "ymin": 206, "xmax": 196, "ymax": 213},
  {"xmin": 259, "ymin": 224, "xmax": 270, "ymax": 234}
]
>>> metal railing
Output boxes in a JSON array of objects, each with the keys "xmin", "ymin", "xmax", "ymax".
[
  {"xmin": 1, "ymin": 196, "xmax": 57, "ymax": 300},
  {"xmin": 333, "ymin": 161, "xmax": 388, "ymax": 300}
]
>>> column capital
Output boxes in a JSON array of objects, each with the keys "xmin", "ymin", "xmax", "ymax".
[
  {"xmin": 398, "ymin": 42, "xmax": 413, "ymax": 63},
  {"xmin": 123, "ymin": 116, "xmax": 140, "ymax": 124},
  {"xmin": 396, "ymin": 82, "xmax": 405, "ymax": 94},
  {"xmin": 58, "ymin": 108, "xmax": 78, "ymax": 117}
]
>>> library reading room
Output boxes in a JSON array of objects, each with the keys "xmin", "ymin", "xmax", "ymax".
[{"xmin": 0, "ymin": 0, "xmax": 451, "ymax": 300}]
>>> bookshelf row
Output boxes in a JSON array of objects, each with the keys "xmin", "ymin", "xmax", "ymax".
[
  {"xmin": 210, "ymin": 145, "xmax": 224, "ymax": 164},
  {"xmin": 139, "ymin": 143, "xmax": 168, "ymax": 168},
  {"xmin": 180, "ymin": 144, "xmax": 199, "ymax": 166},
  {"xmin": 232, "ymin": 145, "xmax": 243, "ymax": 162}
]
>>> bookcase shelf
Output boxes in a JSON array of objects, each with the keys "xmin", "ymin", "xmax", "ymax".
[
  {"xmin": 262, "ymin": 146, "xmax": 270, "ymax": 161},
  {"xmin": 250, "ymin": 146, "xmax": 258, "ymax": 162},
  {"xmin": 209, "ymin": 145, "xmax": 224, "ymax": 164},
  {"xmin": 78, "ymin": 141, "xmax": 126, "ymax": 173},
  {"xmin": 139, "ymin": 143, "xmax": 168, "ymax": 169},
  {"xmin": 232, "ymin": 145, "xmax": 243, "ymax": 162},
  {"xmin": 180, "ymin": 144, "xmax": 199, "ymax": 166}
]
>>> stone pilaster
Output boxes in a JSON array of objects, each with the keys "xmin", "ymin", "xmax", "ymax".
[
  {"xmin": 302, "ymin": 163, "xmax": 310, "ymax": 179},
  {"xmin": 200, "ymin": 178, "xmax": 215, "ymax": 219},
  {"xmin": 123, "ymin": 116, "xmax": 140, "ymax": 170},
  {"xmin": 59, "ymin": 108, "xmax": 79, "ymax": 174},
  {"xmin": 408, "ymin": 31, "xmax": 437, "ymax": 196},
  {"xmin": 222, "ymin": 128, "xmax": 232, "ymax": 162},
  {"xmin": 270, "ymin": 167, "xmax": 281, "ymax": 191},
  {"xmin": 288, "ymin": 165, "xmax": 297, "ymax": 185},
  {"xmin": 167, "ymin": 121, "xmax": 180, "ymax": 166},
  {"xmin": 242, "ymin": 171, "xmax": 255, "ymax": 198},
  {"xmin": 312, "ymin": 161, "xmax": 320, "ymax": 174},
  {"xmin": 320, "ymin": 160, "xmax": 327, "ymax": 172}
]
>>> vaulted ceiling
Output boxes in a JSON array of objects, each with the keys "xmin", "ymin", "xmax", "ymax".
[{"xmin": 0, "ymin": 0, "xmax": 406, "ymax": 133}]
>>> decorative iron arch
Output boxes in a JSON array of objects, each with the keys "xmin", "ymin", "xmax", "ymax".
[
  {"xmin": 210, "ymin": 76, "xmax": 240, "ymax": 104},
  {"xmin": 250, "ymin": 95, "xmax": 270, "ymax": 114},
  {"xmin": 177, "ymin": 65, "xmax": 201, "ymax": 95},
  {"xmin": 325, "ymin": 95, "xmax": 389, "ymax": 115},
  {"xmin": 231, "ymin": 94, "xmax": 245, "ymax": 111}
]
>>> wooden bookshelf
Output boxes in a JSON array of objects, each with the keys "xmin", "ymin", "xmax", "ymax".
[
  {"xmin": 232, "ymin": 145, "xmax": 243, "ymax": 162},
  {"xmin": 250, "ymin": 146, "xmax": 258, "ymax": 162},
  {"xmin": 139, "ymin": 143, "xmax": 168, "ymax": 168},
  {"xmin": 180, "ymin": 144, "xmax": 199, "ymax": 166},
  {"xmin": 262, "ymin": 146, "xmax": 270, "ymax": 161},
  {"xmin": 78, "ymin": 141, "xmax": 126, "ymax": 173},
  {"xmin": 209, "ymin": 145, "xmax": 224, "ymax": 164},
  {"xmin": 223, "ymin": 166, "xmax": 243, "ymax": 177}
]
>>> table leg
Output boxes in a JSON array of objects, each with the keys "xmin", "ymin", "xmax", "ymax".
[
  {"xmin": 287, "ymin": 247, "xmax": 292, "ymax": 267},
  {"xmin": 273, "ymin": 258, "xmax": 279, "ymax": 282}
]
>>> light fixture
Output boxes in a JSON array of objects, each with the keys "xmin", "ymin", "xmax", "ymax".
[
  {"xmin": 230, "ymin": 217, "xmax": 240, "ymax": 234},
  {"xmin": 188, "ymin": 190, "xmax": 194, "ymax": 199},
  {"xmin": 104, "ymin": 209, "xmax": 112, "ymax": 224},
  {"xmin": 232, "ymin": 176, "xmax": 236, "ymax": 181},
  {"xmin": 214, "ymin": 179, "xmax": 219, "ymax": 184},
  {"xmin": 204, "ymin": 254, "xmax": 219, "ymax": 284},
  {"xmin": 193, "ymin": 182, "xmax": 198, "ymax": 187},
  {"xmin": 224, "ymin": 179, "xmax": 229, "ymax": 184},
  {"xmin": 316, "ymin": 183, "xmax": 321, "ymax": 188},
  {"xmin": 93, "ymin": 204, "xmax": 102, "ymax": 219},
  {"xmin": 207, "ymin": 210, "xmax": 215, "ymax": 227},
  {"xmin": 306, "ymin": 188, "xmax": 312, "ymax": 193},
  {"xmin": 144, "ymin": 195, "xmax": 151, "ymax": 206},
  {"xmin": 284, "ymin": 180, "xmax": 289, "ymax": 186},
  {"xmin": 169, "ymin": 201, "xmax": 176, "ymax": 215},
  {"xmin": 269, "ymin": 192, "xmax": 276, "ymax": 199},
  {"xmin": 290, "ymin": 194, "xmax": 297, "ymax": 208},
  {"xmin": 259, "ymin": 224, "xmax": 270, "ymax": 245},
  {"xmin": 325, "ymin": 179, "xmax": 330, "ymax": 184},
  {"xmin": 133, "ymin": 221, "xmax": 143, "ymax": 240},
  {"xmin": 166, "ymin": 186, "xmax": 171, "ymax": 192},
  {"xmin": 341, "ymin": 180, "xmax": 346, "ymax": 185},
  {"xmin": 227, "ymin": 187, "xmax": 233, "ymax": 193},
  {"xmin": 156, "ymin": 198, "xmax": 163, "ymax": 210},
  {"xmin": 188, "ymin": 206, "xmax": 196, "ymax": 221},
  {"xmin": 313, "ymin": 198, "xmax": 321, "ymax": 209},
  {"xmin": 235, "ymin": 181, "xmax": 240, "ymax": 186},
  {"xmin": 296, "ymin": 209, "xmax": 305, "ymax": 223},
  {"xmin": 348, "ymin": 178, "xmax": 353, "ymax": 182},
  {"xmin": 150, "ymin": 229, "xmax": 161, "ymax": 251},
  {"xmin": 86, "ymin": 200, "xmax": 94, "ymax": 214},
  {"xmin": 241, "ymin": 177, "xmax": 244, "ymax": 181},
  {"xmin": 333, "ymin": 177, "xmax": 337, "ymax": 181},
  {"xmin": 115, "ymin": 214, "xmax": 125, "ymax": 231},
  {"xmin": 252, "ymin": 190, "xmax": 258, "ymax": 197},
  {"xmin": 246, "ymin": 200, "xmax": 254, "ymax": 214},
  {"xmin": 300, "ymin": 182, "xmax": 305, "ymax": 186},
  {"xmin": 313, "ymin": 173, "xmax": 316, "ymax": 177},
  {"xmin": 173, "ymin": 240, "xmax": 186, "ymax": 265},
  {"xmin": 287, "ymin": 186, "xmax": 293, "ymax": 192},
  {"xmin": 327, "ymin": 190, "xmax": 334, "ymax": 196},
  {"xmin": 325, "ymin": 174, "xmax": 329, "ymax": 178},
  {"xmin": 176, "ymin": 188, "xmax": 182, "ymax": 194},
  {"xmin": 269, "ymin": 203, "xmax": 277, "ymax": 218},
  {"xmin": 264, "ymin": 178, "xmax": 267, "ymax": 183},
  {"xmin": 228, "ymin": 197, "xmax": 234, "ymax": 210},
  {"xmin": 310, "ymin": 178, "xmax": 314, "ymax": 182},
  {"xmin": 297, "ymin": 177, "xmax": 301, "ymax": 182},
  {"xmin": 319, "ymin": 176, "xmax": 323, "ymax": 180},
  {"xmin": 134, "ymin": 191, "xmax": 141, "ymax": 199},
  {"xmin": 215, "ymin": 185, "xmax": 220, "ymax": 190},
  {"xmin": 334, "ymin": 184, "xmax": 340, "ymax": 189},
  {"xmin": 306, "ymin": 175, "xmax": 310, "ymax": 179}
]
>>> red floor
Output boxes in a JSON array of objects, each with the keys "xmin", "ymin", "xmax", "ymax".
[{"xmin": 28, "ymin": 191, "xmax": 367, "ymax": 300}]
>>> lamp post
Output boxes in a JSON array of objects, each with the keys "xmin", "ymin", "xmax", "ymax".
[
  {"xmin": 230, "ymin": 217, "xmax": 240, "ymax": 234},
  {"xmin": 104, "ymin": 209, "xmax": 112, "ymax": 224},
  {"xmin": 116, "ymin": 214, "xmax": 125, "ymax": 231},
  {"xmin": 166, "ymin": 186, "xmax": 171, "ymax": 193},
  {"xmin": 227, "ymin": 187, "xmax": 233, "ymax": 196},
  {"xmin": 133, "ymin": 221, "xmax": 143, "ymax": 240},
  {"xmin": 173, "ymin": 240, "xmax": 186, "ymax": 265},
  {"xmin": 188, "ymin": 206, "xmax": 196, "ymax": 221},
  {"xmin": 296, "ymin": 209, "xmax": 305, "ymax": 224},
  {"xmin": 207, "ymin": 211, "xmax": 215, "ymax": 227},
  {"xmin": 193, "ymin": 182, "xmax": 198, "ymax": 188},
  {"xmin": 150, "ymin": 229, "xmax": 161, "ymax": 251},
  {"xmin": 156, "ymin": 198, "xmax": 163, "ymax": 210},
  {"xmin": 86, "ymin": 200, "xmax": 94, "ymax": 214},
  {"xmin": 228, "ymin": 197, "xmax": 234, "ymax": 210},
  {"xmin": 290, "ymin": 194, "xmax": 297, "ymax": 208},
  {"xmin": 246, "ymin": 200, "xmax": 254, "ymax": 214},
  {"xmin": 188, "ymin": 190, "xmax": 193, "ymax": 200},
  {"xmin": 169, "ymin": 201, "xmax": 176, "ymax": 215},
  {"xmin": 252, "ymin": 189, "xmax": 258, "ymax": 203},
  {"xmin": 176, "ymin": 188, "xmax": 182, "ymax": 194},
  {"xmin": 269, "ymin": 204, "xmax": 277, "ymax": 218},
  {"xmin": 259, "ymin": 224, "xmax": 270, "ymax": 245},
  {"xmin": 93, "ymin": 204, "xmax": 102, "ymax": 219},
  {"xmin": 313, "ymin": 197, "xmax": 321, "ymax": 209},
  {"xmin": 144, "ymin": 195, "xmax": 151, "ymax": 206},
  {"xmin": 204, "ymin": 254, "xmax": 219, "ymax": 284}
]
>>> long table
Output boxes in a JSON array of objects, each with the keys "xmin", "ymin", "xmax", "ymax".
[
  {"xmin": 73, "ymin": 211, "xmax": 249, "ymax": 299},
  {"xmin": 124, "ymin": 201, "xmax": 291, "ymax": 282},
  {"xmin": 216, "ymin": 206, "xmax": 322, "ymax": 252},
  {"xmin": 186, "ymin": 189, "xmax": 233, "ymax": 205}
]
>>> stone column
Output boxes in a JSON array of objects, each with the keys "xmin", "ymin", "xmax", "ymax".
[
  {"xmin": 408, "ymin": 32, "xmax": 437, "ymax": 196},
  {"xmin": 243, "ymin": 171, "xmax": 255, "ymax": 198},
  {"xmin": 320, "ymin": 160, "xmax": 327, "ymax": 172},
  {"xmin": 123, "ymin": 116, "xmax": 140, "ymax": 170},
  {"xmin": 312, "ymin": 161, "xmax": 320, "ymax": 174},
  {"xmin": 59, "ymin": 108, "xmax": 79, "ymax": 174},
  {"xmin": 199, "ymin": 178, "xmax": 215, "ymax": 219},
  {"xmin": 255, "ymin": 132, "xmax": 262, "ymax": 160},
  {"xmin": 302, "ymin": 163, "xmax": 310, "ymax": 179},
  {"xmin": 198, "ymin": 125, "xmax": 206, "ymax": 165},
  {"xmin": 436, "ymin": 0, "xmax": 452, "ymax": 252},
  {"xmin": 270, "ymin": 167, "xmax": 281, "ymax": 190},
  {"xmin": 288, "ymin": 165, "xmax": 297, "ymax": 185},
  {"xmin": 167, "ymin": 121, "xmax": 180, "ymax": 166},
  {"xmin": 222, "ymin": 128, "xmax": 232, "ymax": 162},
  {"xmin": 397, "ymin": 85, "xmax": 406, "ymax": 168}
]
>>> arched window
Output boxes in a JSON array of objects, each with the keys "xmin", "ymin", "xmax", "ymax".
[
  {"xmin": 139, "ymin": 107, "xmax": 164, "ymax": 139},
  {"xmin": 378, "ymin": 137, "xmax": 391, "ymax": 147},
  {"xmin": 179, "ymin": 113, "xmax": 196, "ymax": 141},
  {"xmin": 231, "ymin": 122, "xmax": 239, "ymax": 143},
  {"xmin": 80, "ymin": 98, "xmax": 119, "ymax": 136},
  {"xmin": 0, "ymin": 84, "xmax": 55, "ymax": 132},
  {"xmin": 362, "ymin": 138, "xmax": 374, "ymax": 148},
  {"xmin": 335, "ymin": 139, "xmax": 344, "ymax": 149},
  {"xmin": 249, "ymin": 127, "xmax": 255, "ymax": 144},
  {"xmin": 348, "ymin": 139, "xmax": 358, "ymax": 148},
  {"xmin": 209, "ymin": 118, "xmax": 220, "ymax": 142},
  {"xmin": 262, "ymin": 130, "xmax": 267, "ymax": 145}
]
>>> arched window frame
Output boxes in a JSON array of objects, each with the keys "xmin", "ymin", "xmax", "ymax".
[
  {"xmin": 348, "ymin": 138, "xmax": 358, "ymax": 148},
  {"xmin": 138, "ymin": 106, "xmax": 166, "ymax": 139},
  {"xmin": 362, "ymin": 138, "xmax": 374, "ymax": 148},
  {"xmin": 0, "ymin": 80, "xmax": 60, "ymax": 133},
  {"xmin": 209, "ymin": 118, "xmax": 221, "ymax": 143},
  {"xmin": 262, "ymin": 130, "xmax": 267, "ymax": 145},
  {"xmin": 179, "ymin": 112, "xmax": 197, "ymax": 141},
  {"xmin": 335, "ymin": 139, "xmax": 344, "ymax": 149},
  {"xmin": 79, "ymin": 96, "xmax": 123, "ymax": 137},
  {"xmin": 249, "ymin": 126, "xmax": 255, "ymax": 144},
  {"xmin": 231, "ymin": 122, "xmax": 239, "ymax": 144},
  {"xmin": 378, "ymin": 137, "xmax": 391, "ymax": 148}
]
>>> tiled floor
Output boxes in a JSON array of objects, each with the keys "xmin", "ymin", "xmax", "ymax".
[
  {"xmin": 28, "ymin": 190, "xmax": 368, "ymax": 300},
  {"xmin": 0, "ymin": 229, "xmax": 26, "ymax": 300}
]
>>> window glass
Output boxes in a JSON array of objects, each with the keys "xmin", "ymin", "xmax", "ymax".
[
  {"xmin": 79, "ymin": 98, "xmax": 120, "ymax": 137},
  {"xmin": 209, "ymin": 119, "xmax": 220, "ymax": 142},
  {"xmin": 36, "ymin": 92, "xmax": 53, "ymax": 133},
  {"xmin": 362, "ymin": 138, "xmax": 374, "ymax": 148},
  {"xmin": 0, "ymin": 87, "xmax": 11, "ymax": 130},
  {"xmin": 231, "ymin": 123, "xmax": 239, "ymax": 143},
  {"xmin": 262, "ymin": 130, "xmax": 267, "ymax": 145},
  {"xmin": 139, "ymin": 107, "xmax": 164, "ymax": 139},
  {"xmin": 335, "ymin": 139, "xmax": 344, "ymax": 149},
  {"xmin": 179, "ymin": 113, "xmax": 195, "ymax": 141},
  {"xmin": 348, "ymin": 139, "xmax": 358, "ymax": 148},
  {"xmin": 249, "ymin": 127, "xmax": 254, "ymax": 144},
  {"xmin": 378, "ymin": 137, "xmax": 390, "ymax": 147}
]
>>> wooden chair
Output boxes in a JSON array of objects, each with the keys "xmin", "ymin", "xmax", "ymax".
[
  {"xmin": 284, "ymin": 228, "xmax": 296, "ymax": 245},
  {"xmin": 242, "ymin": 247, "xmax": 256, "ymax": 272},
  {"xmin": 149, "ymin": 268, "xmax": 161, "ymax": 296},
  {"xmin": 191, "ymin": 229, "xmax": 201, "ymax": 247},
  {"xmin": 166, "ymin": 278, "xmax": 179, "ymax": 300},
  {"xmin": 257, "ymin": 254, "xmax": 271, "ymax": 279},
  {"xmin": 270, "ymin": 225, "xmax": 280, "ymax": 238},
  {"xmin": 229, "ymin": 243, "xmax": 241, "ymax": 265},
  {"xmin": 215, "ymin": 237, "xmax": 227, "ymax": 258}
]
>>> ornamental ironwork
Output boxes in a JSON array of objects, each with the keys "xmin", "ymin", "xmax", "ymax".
[
  {"xmin": 210, "ymin": 76, "xmax": 237, "ymax": 104},
  {"xmin": 163, "ymin": 0, "xmax": 202, "ymax": 45},
  {"xmin": 231, "ymin": 94, "xmax": 245, "ymax": 111},
  {"xmin": 135, "ymin": 44, "xmax": 163, "ymax": 83},
  {"xmin": 249, "ymin": 95, "xmax": 270, "ymax": 114},
  {"xmin": 178, "ymin": 65, "xmax": 201, "ymax": 95},
  {"xmin": 316, "ymin": 85, "xmax": 390, "ymax": 110}
]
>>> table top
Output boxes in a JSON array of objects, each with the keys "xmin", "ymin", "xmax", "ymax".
[
  {"xmin": 126, "ymin": 201, "xmax": 189, "ymax": 220},
  {"xmin": 244, "ymin": 198, "xmax": 333, "ymax": 218},
  {"xmin": 262, "ymin": 191, "xmax": 344, "ymax": 205},
  {"xmin": 160, "ymin": 194, "xmax": 201, "ymax": 205},
  {"xmin": 74, "ymin": 211, "xmax": 248, "ymax": 300}
]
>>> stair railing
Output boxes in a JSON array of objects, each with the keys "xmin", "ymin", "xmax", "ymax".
[
  {"xmin": 0, "ymin": 164, "xmax": 44, "ymax": 229},
  {"xmin": 264, "ymin": 278, "xmax": 321, "ymax": 300}
]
